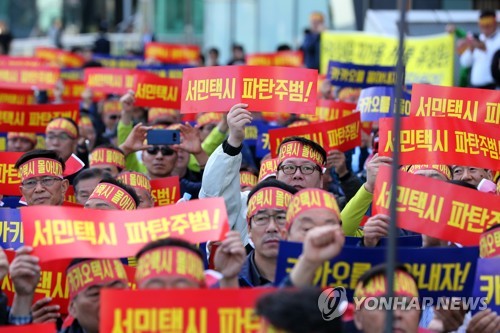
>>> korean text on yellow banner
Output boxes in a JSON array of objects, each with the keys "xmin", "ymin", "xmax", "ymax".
[{"xmin": 320, "ymin": 32, "xmax": 454, "ymax": 86}]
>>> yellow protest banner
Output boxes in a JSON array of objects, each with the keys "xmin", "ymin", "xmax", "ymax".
[{"xmin": 320, "ymin": 32, "xmax": 454, "ymax": 86}]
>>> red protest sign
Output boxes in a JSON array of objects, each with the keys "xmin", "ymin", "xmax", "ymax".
[
  {"xmin": 64, "ymin": 154, "xmax": 85, "ymax": 178},
  {"xmin": 2, "ymin": 250, "xmax": 72, "ymax": 314},
  {"xmin": 269, "ymin": 112, "xmax": 361, "ymax": 157},
  {"xmin": 133, "ymin": 73, "xmax": 182, "ymax": 108},
  {"xmin": 361, "ymin": 121, "xmax": 373, "ymax": 136},
  {"xmin": 0, "ymin": 87, "xmax": 36, "ymax": 105},
  {"xmin": 0, "ymin": 66, "xmax": 60, "ymax": 90},
  {"xmin": 0, "ymin": 56, "xmax": 48, "ymax": 67},
  {"xmin": 181, "ymin": 66, "xmax": 318, "ymax": 114},
  {"xmin": 379, "ymin": 117, "xmax": 500, "ymax": 170},
  {"xmin": 246, "ymin": 51, "xmax": 303, "ymax": 67},
  {"xmin": 150, "ymin": 176, "xmax": 181, "ymax": 206},
  {"xmin": 83, "ymin": 68, "xmax": 140, "ymax": 94},
  {"xmin": 302, "ymin": 99, "xmax": 356, "ymax": 123},
  {"xmin": 47, "ymin": 80, "xmax": 106, "ymax": 102},
  {"xmin": 35, "ymin": 47, "xmax": 85, "ymax": 68},
  {"xmin": 21, "ymin": 198, "xmax": 229, "ymax": 262},
  {"xmin": 373, "ymin": 166, "xmax": 500, "ymax": 246},
  {"xmin": 0, "ymin": 102, "xmax": 79, "ymax": 134},
  {"xmin": 410, "ymin": 84, "xmax": 500, "ymax": 125},
  {"xmin": 100, "ymin": 288, "xmax": 274, "ymax": 333},
  {"xmin": 144, "ymin": 42, "xmax": 200, "ymax": 64},
  {"xmin": 0, "ymin": 152, "xmax": 22, "ymax": 195},
  {"xmin": 65, "ymin": 185, "xmax": 77, "ymax": 205},
  {"xmin": 0, "ymin": 323, "xmax": 57, "ymax": 333}
]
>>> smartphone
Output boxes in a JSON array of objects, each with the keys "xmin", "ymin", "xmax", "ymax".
[{"xmin": 147, "ymin": 129, "xmax": 181, "ymax": 145}]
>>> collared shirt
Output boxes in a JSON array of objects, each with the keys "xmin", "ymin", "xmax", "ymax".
[
  {"xmin": 460, "ymin": 30, "xmax": 500, "ymax": 86},
  {"xmin": 239, "ymin": 251, "xmax": 272, "ymax": 287}
]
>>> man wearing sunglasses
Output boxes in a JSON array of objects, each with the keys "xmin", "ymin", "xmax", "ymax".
[
  {"xmin": 141, "ymin": 144, "xmax": 178, "ymax": 179},
  {"xmin": 14, "ymin": 149, "xmax": 69, "ymax": 206}
]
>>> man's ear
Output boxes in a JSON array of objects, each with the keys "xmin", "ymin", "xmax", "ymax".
[
  {"xmin": 61, "ymin": 179, "xmax": 69, "ymax": 194},
  {"xmin": 69, "ymin": 299, "xmax": 77, "ymax": 318},
  {"xmin": 353, "ymin": 310, "xmax": 364, "ymax": 331}
]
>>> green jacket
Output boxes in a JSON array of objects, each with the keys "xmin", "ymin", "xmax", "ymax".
[{"xmin": 340, "ymin": 185, "xmax": 373, "ymax": 237}]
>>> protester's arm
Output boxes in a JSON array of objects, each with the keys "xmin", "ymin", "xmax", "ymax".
[
  {"xmin": 117, "ymin": 91, "xmax": 135, "ymax": 145},
  {"xmin": 117, "ymin": 91, "xmax": 148, "ymax": 173},
  {"xmin": 203, "ymin": 119, "xmax": 229, "ymax": 154},
  {"xmin": 188, "ymin": 119, "xmax": 228, "ymax": 172},
  {"xmin": 289, "ymin": 225, "xmax": 345, "ymax": 287},
  {"xmin": 460, "ymin": 47, "xmax": 473, "ymax": 68},
  {"xmin": 214, "ymin": 231, "xmax": 246, "ymax": 288},
  {"xmin": 9, "ymin": 247, "xmax": 41, "ymax": 325},
  {"xmin": 328, "ymin": 150, "xmax": 363, "ymax": 203},
  {"xmin": 199, "ymin": 104, "xmax": 252, "ymax": 240},
  {"xmin": 119, "ymin": 123, "xmax": 150, "ymax": 174},
  {"xmin": 340, "ymin": 154, "xmax": 392, "ymax": 237}
]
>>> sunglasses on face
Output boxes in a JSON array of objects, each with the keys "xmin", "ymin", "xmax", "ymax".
[
  {"xmin": 146, "ymin": 146, "xmax": 175, "ymax": 156},
  {"xmin": 109, "ymin": 114, "xmax": 121, "ymax": 120}
]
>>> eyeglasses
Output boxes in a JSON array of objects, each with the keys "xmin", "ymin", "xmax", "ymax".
[
  {"xmin": 278, "ymin": 164, "xmax": 320, "ymax": 175},
  {"xmin": 46, "ymin": 133, "xmax": 73, "ymax": 141},
  {"xmin": 452, "ymin": 167, "xmax": 483, "ymax": 177},
  {"xmin": 252, "ymin": 212, "xmax": 287, "ymax": 227},
  {"xmin": 146, "ymin": 146, "xmax": 175, "ymax": 156},
  {"xmin": 22, "ymin": 177, "xmax": 62, "ymax": 189},
  {"xmin": 109, "ymin": 114, "xmax": 121, "ymax": 120}
]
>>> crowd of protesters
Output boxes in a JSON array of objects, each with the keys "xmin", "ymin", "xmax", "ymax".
[{"xmin": 0, "ymin": 9, "xmax": 497, "ymax": 333}]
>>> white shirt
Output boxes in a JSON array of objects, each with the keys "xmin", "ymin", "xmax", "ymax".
[{"xmin": 460, "ymin": 30, "xmax": 500, "ymax": 86}]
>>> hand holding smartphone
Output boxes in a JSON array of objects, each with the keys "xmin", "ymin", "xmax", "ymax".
[{"xmin": 146, "ymin": 129, "xmax": 181, "ymax": 145}]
